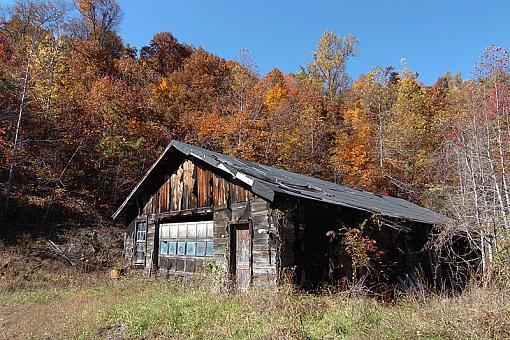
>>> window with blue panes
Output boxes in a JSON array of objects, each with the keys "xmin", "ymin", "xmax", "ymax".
[
  {"xmin": 177, "ymin": 241, "xmax": 186, "ymax": 255},
  {"xmin": 160, "ymin": 241, "xmax": 168, "ymax": 255},
  {"xmin": 168, "ymin": 241, "xmax": 177, "ymax": 255},
  {"xmin": 159, "ymin": 221, "xmax": 214, "ymax": 258}
]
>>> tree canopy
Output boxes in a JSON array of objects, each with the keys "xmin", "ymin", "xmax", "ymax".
[{"xmin": 1, "ymin": 0, "xmax": 510, "ymax": 278}]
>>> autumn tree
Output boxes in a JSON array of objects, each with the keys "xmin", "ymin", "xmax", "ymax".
[
  {"xmin": 74, "ymin": 0, "xmax": 121, "ymax": 49},
  {"xmin": 331, "ymin": 67, "xmax": 397, "ymax": 191},
  {"xmin": 1, "ymin": 0, "xmax": 67, "ymax": 216},
  {"xmin": 140, "ymin": 32, "xmax": 193, "ymax": 76},
  {"xmin": 383, "ymin": 72, "xmax": 434, "ymax": 199},
  {"xmin": 442, "ymin": 46, "xmax": 510, "ymax": 277},
  {"xmin": 152, "ymin": 48, "xmax": 230, "ymax": 149},
  {"xmin": 331, "ymin": 82, "xmax": 379, "ymax": 190},
  {"xmin": 301, "ymin": 30, "xmax": 358, "ymax": 101},
  {"xmin": 216, "ymin": 51, "xmax": 261, "ymax": 160}
]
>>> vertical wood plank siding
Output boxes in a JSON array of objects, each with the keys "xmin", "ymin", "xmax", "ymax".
[
  {"xmin": 250, "ymin": 199, "xmax": 277, "ymax": 287},
  {"xmin": 124, "ymin": 221, "xmax": 136, "ymax": 266},
  {"xmin": 142, "ymin": 159, "xmax": 253, "ymax": 215}
]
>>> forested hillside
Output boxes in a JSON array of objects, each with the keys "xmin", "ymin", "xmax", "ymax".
[{"xmin": 1, "ymin": 0, "xmax": 509, "ymax": 283}]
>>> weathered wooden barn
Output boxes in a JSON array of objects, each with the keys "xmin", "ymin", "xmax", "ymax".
[{"xmin": 113, "ymin": 140, "xmax": 445, "ymax": 290}]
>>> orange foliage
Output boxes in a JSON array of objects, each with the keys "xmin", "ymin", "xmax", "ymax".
[{"xmin": 332, "ymin": 106, "xmax": 379, "ymax": 190}]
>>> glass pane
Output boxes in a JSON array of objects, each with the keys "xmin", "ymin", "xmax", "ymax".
[
  {"xmin": 159, "ymin": 241, "xmax": 168, "ymax": 255},
  {"xmin": 185, "ymin": 258, "xmax": 196, "ymax": 273},
  {"xmin": 177, "ymin": 241, "xmax": 186, "ymax": 255},
  {"xmin": 206, "ymin": 222, "xmax": 214, "ymax": 238},
  {"xmin": 176, "ymin": 258, "xmax": 185, "ymax": 271},
  {"xmin": 160, "ymin": 224, "xmax": 169, "ymax": 238},
  {"xmin": 136, "ymin": 222, "xmax": 146, "ymax": 232},
  {"xmin": 186, "ymin": 241, "xmax": 195, "ymax": 256},
  {"xmin": 135, "ymin": 243, "xmax": 145, "ymax": 262},
  {"xmin": 197, "ymin": 223, "xmax": 207, "ymax": 238},
  {"xmin": 178, "ymin": 224, "xmax": 187, "ymax": 238},
  {"xmin": 137, "ymin": 231, "xmax": 146, "ymax": 241},
  {"xmin": 187, "ymin": 223, "xmax": 196, "ymax": 238},
  {"xmin": 135, "ymin": 251, "xmax": 144, "ymax": 263},
  {"xmin": 167, "ymin": 257, "xmax": 176, "ymax": 271},
  {"xmin": 196, "ymin": 241, "xmax": 205, "ymax": 256},
  {"xmin": 169, "ymin": 224, "xmax": 178, "ymax": 238},
  {"xmin": 168, "ymin": 241, "xmax": 177, "ymax": 255},
  {"xmin": 205, "ymin": 241, "xmax": 214, "ymax": 256}
]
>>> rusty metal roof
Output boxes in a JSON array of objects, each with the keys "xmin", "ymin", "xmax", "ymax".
[{"xmin": 113, "ymin": 140, "xmax": 446, "ymax": 224}]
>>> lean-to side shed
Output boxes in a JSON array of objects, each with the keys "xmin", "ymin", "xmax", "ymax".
[{"xmin": 113, "ymin": 140, "xmax": 445, "ymax": 289}]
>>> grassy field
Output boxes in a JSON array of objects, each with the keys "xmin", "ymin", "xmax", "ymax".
[{"xmin": 1, "ymin": 274, "xmax": 510, "ymax": 339}]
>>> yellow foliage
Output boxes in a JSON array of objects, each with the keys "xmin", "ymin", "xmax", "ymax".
[
  {"xmin": 159, "ymin": 78, "xmax": 168, "ymax": 92},
  {"xmin": 264, "ymin": 84, "xmax": 288, "ymax": 110},
  {"xmin": 351, "ymin": 79, "xmax": 363, "ymax": 91}
]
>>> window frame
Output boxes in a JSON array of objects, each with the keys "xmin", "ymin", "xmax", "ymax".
[
  {"xmin": 159, "ymin": 221, "xmax": 214, "ymax": 261},
  {"xmin": 134, "ymin": 221, "xmax": 147, "ymax": 265}
]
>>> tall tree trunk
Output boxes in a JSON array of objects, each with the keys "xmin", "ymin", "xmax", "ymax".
[{"xmin": 3, "ymin": 58, "xmax": 31, "ymax": 217}]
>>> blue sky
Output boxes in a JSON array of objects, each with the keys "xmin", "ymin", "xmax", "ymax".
[
  {"xmin": 115, "ymin": 0, "xmax": 509, "ymax": 85},
  {"xmin": 3, "ymin": 0, "xmax": 508, "ymax": 84}
]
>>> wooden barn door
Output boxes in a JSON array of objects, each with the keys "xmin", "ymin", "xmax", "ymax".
[{"xmin": 231, "ymin": 223, "xmax": 252, "ymax": 290}]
